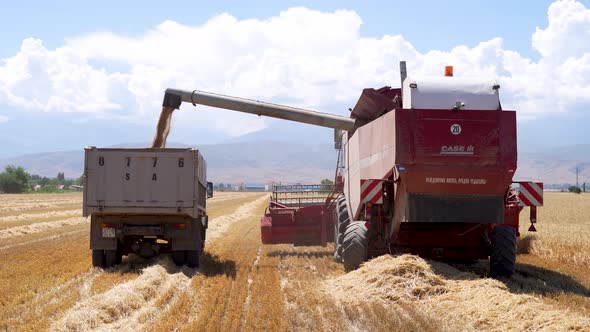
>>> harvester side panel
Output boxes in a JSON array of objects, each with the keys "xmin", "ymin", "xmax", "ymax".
[{"xmin": 344, "ymin": 109, "xmax": 398, "ymax": 220}]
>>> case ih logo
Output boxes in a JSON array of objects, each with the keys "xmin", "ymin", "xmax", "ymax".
[{"xmin": 440, "ymin": 145, "xmax": 474, "ymax": 155}]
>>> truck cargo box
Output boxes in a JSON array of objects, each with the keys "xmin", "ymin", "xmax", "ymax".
[{"xmin": 83, "ymin": 147, "xmax": 206, "ymax": 218}]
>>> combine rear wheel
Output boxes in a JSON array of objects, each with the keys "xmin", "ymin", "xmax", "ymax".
[
  {"xmin": 341, "ymin": 221, "xmax": 368, "ymax": 271},
  {"xmin": 490, "ymin": 226, "xmax": 516, "ymax": 278}
]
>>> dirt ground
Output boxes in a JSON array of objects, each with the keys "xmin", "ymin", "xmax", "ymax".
[{"xmin": 0, "ymin": 192, "xmax": 588, "ymax": 331}]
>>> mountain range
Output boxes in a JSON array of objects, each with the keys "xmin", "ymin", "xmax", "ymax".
[{"xmin": 0, "ymin": 142, "xmax": 588, "ymax": 187}]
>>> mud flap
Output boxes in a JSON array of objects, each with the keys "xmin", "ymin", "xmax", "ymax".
[
  {"xmin": 90, "ymin": 216, "xmax": 117, "ymax": 250},
  {"xmin": 171, "ymin": 218, "xmax": 203, "ymax": 251}
]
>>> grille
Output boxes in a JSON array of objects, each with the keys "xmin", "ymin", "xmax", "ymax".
[{"xmin": 407, "ymin": 193, "xmax": 503, "ymax": 224}]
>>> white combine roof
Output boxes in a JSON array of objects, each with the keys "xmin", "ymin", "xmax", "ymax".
[{"xmin": 402, "ymin": 76, "xmax": 501, "ymax": 110}]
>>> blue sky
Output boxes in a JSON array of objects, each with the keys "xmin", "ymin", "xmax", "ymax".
[{"xmin": 0, "ymin": 0, "xmax": 588, "ymax": 157}]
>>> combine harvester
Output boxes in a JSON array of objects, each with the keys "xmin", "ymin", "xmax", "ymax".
[{"xmin": 162, "ymin": 62, "xmax": 542, "ymax": 277}]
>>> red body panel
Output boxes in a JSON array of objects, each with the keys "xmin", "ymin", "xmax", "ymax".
[
  {"xmin": 261, "ymin": 204, "xmax": 334, "ymax": 245},
  {"xmin": 394, "ymin": 109, "xmax": 516, "ymax": 196}
]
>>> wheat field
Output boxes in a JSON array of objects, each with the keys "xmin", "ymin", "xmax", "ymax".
[{"xmin": 0, "ymin": 192, "xmax": 588, "ymax": 331}]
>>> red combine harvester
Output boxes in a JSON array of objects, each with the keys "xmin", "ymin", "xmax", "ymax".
[{"xmin": 162, "ymin": 62, "xmax": 543, "ymax": 277}]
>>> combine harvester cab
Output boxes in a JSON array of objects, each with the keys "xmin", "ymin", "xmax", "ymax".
[{"xmin": 160, "ymin": 62, "xmax": 542, "ymax": 278}]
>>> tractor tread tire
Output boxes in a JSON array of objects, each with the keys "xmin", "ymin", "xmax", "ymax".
[
  {"xmin": 92, "ymin": 249, "xmax": 104, "ymax": 268},
  {"xmin": 172, "ymin": 251, "xmax": 187, "ymax": 266},
  {"xmin": 490, "ymin": 226, "xmax": 516, "ymax": 278},
  {"xmin": 341, "ymin": 221, "xmax": 368, "ymax": 272},
  {"xmin": 334, "ymin": 196, "xmax": 350, "ymax": 262}
]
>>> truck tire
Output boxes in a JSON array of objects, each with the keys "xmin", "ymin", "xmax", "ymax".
[
  {"xmin": 490, "ymin": 226, "xmax": 516, "ymax": 278},
  {"xmin": 172, "ymin": 251, "xmax": 186, "ymax": 266},
  {"xmin": 341, "ymin": 221, "xmax": 368, "ymax": 272},
  {"xmin": 104, "ymin": 250, "xmax": 117, "ymax": 268},
  {"xmin": 92, "ymin": 249, "xmax": 104, "ymax": 268},
  {"xmin": 186, "ymin": 250, "xmax": 200, "ymax": 268},
  {"xmin": 116, "ymin": 241, "xmax": 123, "ymax": 264}
]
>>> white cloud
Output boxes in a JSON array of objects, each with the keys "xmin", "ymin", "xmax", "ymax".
[
  {"xmin": 0, "ymin": 115, "xmax": 8, "ymax": 123},
  {"xmin": 1, "ymin": 2, "xmax": 590, "ymax": 136}
]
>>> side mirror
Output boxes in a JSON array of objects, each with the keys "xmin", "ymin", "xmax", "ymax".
[{"xmin": 206, "ymin": 182, "xmax": 213, "ymax": 198}]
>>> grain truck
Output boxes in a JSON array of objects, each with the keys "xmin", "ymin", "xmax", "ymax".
[
  {"xmin": 83, "ymin": 147, "xmax": 213, "ymax": 268},
  {"xmin": 160, "ymin": 62, "xmax": 543, "ymax": 278}
]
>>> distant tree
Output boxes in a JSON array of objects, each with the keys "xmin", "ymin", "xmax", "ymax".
[
  {"xmin": 39, "ymin": 177, "xmax": 51, "ymax": 186},
  {"xmin": 57, "ymin": 172, "xmax": 65, "ymax": 182},
  {"xmin": 75, "ymin": 175, "xmax": 84, "ymax": 186},
  {"xmin": 568, "ymin": 186, "xmax": 582, "ymax": 194},
  {"xmin": 0, "ymin": 165, "xmax": 31, "ymax": 193},
  {"xmin": 320, "ymin": 178, "xmax": 334, "ymax": 191}
]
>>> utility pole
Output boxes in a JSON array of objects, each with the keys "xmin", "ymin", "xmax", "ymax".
[{"xmin": 576, "ymin": 167, "xmax": 579, "ymax": 187}]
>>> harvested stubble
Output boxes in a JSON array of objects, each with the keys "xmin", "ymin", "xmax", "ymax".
[
  {"xmin": 0, "ymin": 192, "xmax": 265, "ymax": 331},
  {"xmin": 325, "ymin": 254, "xmax": 590, "ymax": 331}
]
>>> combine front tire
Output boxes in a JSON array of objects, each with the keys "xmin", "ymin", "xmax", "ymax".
[
  {"xmin": 333, "ymin": 209, "xmax": 342, "ymax": 262},
  {"xmin": 334, "ymin": 196, "xmax": 350, "ymax": 261},
  {"xmin": 490, "ymin": 226, "xmax": 517, "ymax": 278},
  {"xmin": 92, "ymin": 249, "xmax": 104, "ymax": 268},
  {"xmin": 341, "ymin": 221, "xmax": 368, "ymax": 271}
]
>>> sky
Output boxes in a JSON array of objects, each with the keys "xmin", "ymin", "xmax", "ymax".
[{"xmin": 0, "ymin": 0, "xmax": 588, "ymax": 158}]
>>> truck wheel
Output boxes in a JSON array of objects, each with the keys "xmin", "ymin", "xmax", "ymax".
[
  {"xmin": 104, "ymin": 250, "xmax": 117, "ymax": 268},
  {"xmin": 172, "ymin": 251, "xmax": 186, "ymax": 266},
  {"xmin": 186, "ymin": 250, "xmax": 200, "ymax": 268},
  {"xmin": 490, "ymin": 226, "xmax": 516, "ymax": 278},
  {"xmin": 92, "ymin": 249, "xmax": 104, "ymax": 268},
  {"xmin": 341, "ymin": 221, "xmax": 368, "ymax": 272},
  {"xmin": 116, "ymin": 241, "xmax": 123, "ymax": 264}
]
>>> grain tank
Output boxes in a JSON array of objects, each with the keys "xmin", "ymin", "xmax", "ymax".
[{"xmin": 162, "ymin": 62, "xmax": 542, "ymax": 277}]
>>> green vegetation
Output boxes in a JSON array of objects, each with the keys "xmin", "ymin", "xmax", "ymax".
[
  {"xmin": 568, "ymin": 185, "xmax": 582, "ymax": 194},
  {"xmin": 320, "ymin": 178, "xmax": 334, "ymax": 191},
  {"xmin": 0, "ymin": 165, "xmax": 31, "ymax": 193},
  {"xmin": 0, "ymin": 165, "xmax": 82, "ymax": 194}
]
